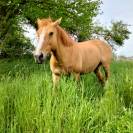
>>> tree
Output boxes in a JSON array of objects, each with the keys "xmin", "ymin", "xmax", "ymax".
[
  {"xmin": 0, "ymin": 0, "xmax": 33, "ymax": 57},
  {"xmin": 92, "ymin": 21, "xmax": 131, "ymax": 50}
]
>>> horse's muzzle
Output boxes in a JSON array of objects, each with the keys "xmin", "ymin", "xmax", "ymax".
[{"xmin": 34, "ymin": 53, "xmax": 44, "ymax": 64}]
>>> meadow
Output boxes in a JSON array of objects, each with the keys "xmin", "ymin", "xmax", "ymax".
[{"xmin": 0, "ymin": 57, "xmax": 133, "ymax": 133}]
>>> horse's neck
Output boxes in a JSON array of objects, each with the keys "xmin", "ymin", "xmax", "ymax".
[
  {"xmin": 54, "ymin": 27, "xmax": 76, "ymax": 65},
  {"xmin": 56, "ymin": 42, "xmax": 75, "ymax": 65}
]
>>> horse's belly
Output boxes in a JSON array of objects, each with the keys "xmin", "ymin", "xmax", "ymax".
[
  {"xmin": 81, "ymin": 63, "xmax": 99, "ymax": 73},
  {"xmin": 71, "ymin": 56, "xmax": 100, "ymax": 74},
  {"xmin": 80, "ymin": 49, "xmax": 101, "ymax": 73}
]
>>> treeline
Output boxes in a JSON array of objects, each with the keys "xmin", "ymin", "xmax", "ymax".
[{"xmin": 0, "ymin": 0, "xmax": 131, "ymax": 57}]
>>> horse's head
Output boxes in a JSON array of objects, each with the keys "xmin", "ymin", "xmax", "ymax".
[{"xmin": 33, "ymin": 18, "xmax": 62, "ymax": 64}]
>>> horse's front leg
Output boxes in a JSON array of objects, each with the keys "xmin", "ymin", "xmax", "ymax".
[
  {"xmin": 50, "ymin": 54, "xmax": 61, "ymax": 88},
  {"xmin": 52, "ymin": 72, "xmax": 61, "ymax": 88}
]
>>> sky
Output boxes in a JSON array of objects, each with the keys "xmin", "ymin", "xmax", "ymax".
[
  {"xmin": 97, "ymin": 0, "xmax": 133, "ymax": 57},
  {"xmin": 24, "ymin": 0, "xmax": 133, "ymax": 57}
]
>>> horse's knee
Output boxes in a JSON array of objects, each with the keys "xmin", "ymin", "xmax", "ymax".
[
  {"xmin": 50, "ymin": 57, "xmax": 61, "ymax": 87},
  {"xmin": 53, "ymin": 68, "xmax": 61, "ymax": 75},
  {"xmin": 94, "ymin": 67, "xmax": 104, "ymax": 84},
  {"xmin": 52, "ymin": 73, "xmax": 60, "ymax": 88},
  {"xmin": 96, "ymin": 71, "xmax": 104, "ymax": 82}
]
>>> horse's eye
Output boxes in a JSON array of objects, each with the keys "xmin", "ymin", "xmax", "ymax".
[{"xmin": 49, "ymin": 32, "xmax": 54, "ymax": 36}]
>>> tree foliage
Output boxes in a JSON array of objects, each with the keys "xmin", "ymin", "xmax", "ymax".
[
  {"xmin": 111, "ymin": 21, "xmax": 131, "ymax": 45},
  {"xmin": 93, "ymin": 21, "xmax": 131, "ymax": 50},
  {"xmin": 0, "ymin": 0, "xmax": 33, "ymax": 57}
]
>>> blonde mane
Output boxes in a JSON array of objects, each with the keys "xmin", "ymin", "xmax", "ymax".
[{"xmin": 56, "ymin": 26, "xmax": 75, "ymax": 47}]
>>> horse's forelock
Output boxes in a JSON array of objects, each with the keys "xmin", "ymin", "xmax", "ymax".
[{"xmin": 37, "ymin": 18, "xmax": 53, "ymax": 28}]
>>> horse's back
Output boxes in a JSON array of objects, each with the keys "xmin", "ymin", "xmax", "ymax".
[
  {"xmin": 76, "ymin": 40, "xmax": 102, "ymax": 72},
  {"xmin": 78, "ymin": 39, "xmax": 112, "ymax": 64}
]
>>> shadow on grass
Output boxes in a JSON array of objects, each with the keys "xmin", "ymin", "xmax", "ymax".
[
  {"xmin": 59, "ymin": 73, "xmax": 105, "ymax": 102},
  {"xmin": 78, "ymin": 74, "xmax": 105, "ymax": 101}
]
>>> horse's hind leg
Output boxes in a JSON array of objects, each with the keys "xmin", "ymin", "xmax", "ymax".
[
  {"xmin": 94, "ymin": 65, "xmax": 105, "ymax": 84},
  {"xmin": 103, "ymin": 64, "xmax": 110, "ymax": 81}
]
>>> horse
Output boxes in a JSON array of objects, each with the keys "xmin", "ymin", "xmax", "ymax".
[{"xmin": 33, "ymin": 18, "xmax": 112, "ymax": 87}]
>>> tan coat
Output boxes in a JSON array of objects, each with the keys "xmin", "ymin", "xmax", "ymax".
[{"xmin": 34, "ymin": 18, "xmax": 112, "ymax": 87}]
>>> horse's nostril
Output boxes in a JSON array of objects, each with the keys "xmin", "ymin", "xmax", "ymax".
[
  {"xmin": 39, "ymin": 53, "xmax": 43, "ymax": 60},
  {"xmin": 34, "ymin": 53, "xmax": 44, "ymax": 64}
]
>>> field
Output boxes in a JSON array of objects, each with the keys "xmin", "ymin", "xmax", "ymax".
[{"xmin": 0, "ymin": 57, "xmax": 133, "ymax": 133}]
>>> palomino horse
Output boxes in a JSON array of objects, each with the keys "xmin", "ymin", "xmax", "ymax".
[{"xmin": 34, "ymin": 18, "xmax": 112, "ymax": 87}]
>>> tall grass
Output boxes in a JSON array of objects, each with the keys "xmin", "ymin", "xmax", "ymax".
[{"xmin": 0, "ymin": 57, "xmax": 133, "ymax": 132}]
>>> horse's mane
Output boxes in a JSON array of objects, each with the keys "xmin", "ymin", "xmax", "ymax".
[{"xmin": 56, "ymin": 26, "xmax": 75, "ymax": 47}]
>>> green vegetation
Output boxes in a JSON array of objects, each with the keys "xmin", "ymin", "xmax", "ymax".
[
  {"xmin": 0, "ymin": 57, "xmax": 133, "ymax": 132},
  {"xmin": 93, "ymin": 21, "xmax": 131, "ymax": 50},
  {"xmin": 0, "ymin": 1, "xmax": 132, "ymax": 132}
]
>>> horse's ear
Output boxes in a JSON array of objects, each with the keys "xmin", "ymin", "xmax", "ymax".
[
  {"xmin": 48, "ymin": 16, "xmax": 52, "ymax": 21},
  {"xmin": 53, "ymin": 17, "xmax": 62, "ymax": 26},
  {"xmin": 35, "ymin": 19, "xmax": 39, "ymax": 30},
  {"xmin": 37, "ymin": 18, "xmax": 42, "ymax": 27}
]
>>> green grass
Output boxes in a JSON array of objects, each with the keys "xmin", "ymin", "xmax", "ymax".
[{"xmin": 0, "ymin": 57, "xmax": 133, "ymax": 133}]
